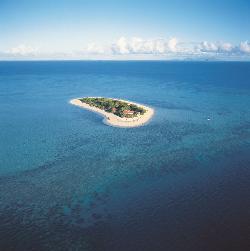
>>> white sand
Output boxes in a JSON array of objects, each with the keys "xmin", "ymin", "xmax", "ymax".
[{"xmin": 70, "ymin": 97, "xmax": 154, "ymax": 128}]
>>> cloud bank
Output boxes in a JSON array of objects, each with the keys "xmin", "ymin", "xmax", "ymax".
[
  {"xmin": 6, "ymin": 44, "xmax": 39, "ymax": 56},
  {"xmin": 110, "ymin": 37, "xmax": 178, "ymax": 54},
  {"xmin": 83, "ymin": 37, "xmax": 250, "ymax": 57},
  {"xmin": 1, "ymin": 38, "xmax": 250, "ymax": 60}
]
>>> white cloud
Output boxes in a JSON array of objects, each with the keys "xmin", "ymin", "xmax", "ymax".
[
  {"xmin": 168, "ymin": 37, "xmax": 178, "ymax": 52},
  {"xmin": 86, "ymin": 43, "xmax": 105, "ymax": 54},
  {"xmin": 239, "ymin": 41, "xmax": 250, "ymax": 53},
  {"xmin": 6, "ymin": 44, "xmax": 39, "ymax": 56},
  {"xmin": 110, "ymin": 37, "xmax": 179, "ymax": 54},
  {"xmin": 197, "ymin": 41, "xmax": 234, "ymax": 53},
  {"xmin": 114, "ymin": 37, "xmax": 131, "ymax": 54},
  {"xmin": 220, "ymin": 42, "xmax": 234, "ymax": 52},
  {"xmin": 196, "ymin": 40, "xmax": 250, "ymax": 55},
  {"xmin": 198, "ymin": 41, "xmax": 219, "ymax": 52}
]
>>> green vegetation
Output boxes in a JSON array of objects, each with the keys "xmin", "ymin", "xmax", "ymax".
[{"xmin": 79, "ymin": 97, "xmax": 146, "ymax": 118}]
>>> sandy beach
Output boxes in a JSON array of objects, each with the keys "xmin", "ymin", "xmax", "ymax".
[{"xmin": 70, "ymin": 97, "xmax": 154, "ymax": 127}]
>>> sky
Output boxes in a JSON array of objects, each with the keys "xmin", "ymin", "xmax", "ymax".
[{"xmin": 0, "ymin": 0, "xmax": 250, "ymax": 60}]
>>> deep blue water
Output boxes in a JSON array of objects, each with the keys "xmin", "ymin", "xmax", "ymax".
[{"xmin": 0, "ymin": 61, "xmax": 250, "ymax": 251}]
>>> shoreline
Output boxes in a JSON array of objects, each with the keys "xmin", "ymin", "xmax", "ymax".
[{"xmin": 70, "ymin": 97, "xmax": 154, "ymax": 128}]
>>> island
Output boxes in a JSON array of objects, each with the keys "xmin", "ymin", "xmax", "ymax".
[{"xmin": 70, "ymin": 97, "xmax": 154, "ymax": 127}]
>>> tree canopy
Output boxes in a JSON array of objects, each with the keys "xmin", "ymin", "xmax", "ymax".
[{"xmin": 79, "ymin": 97, "xmax": 146, "ymax": 118}]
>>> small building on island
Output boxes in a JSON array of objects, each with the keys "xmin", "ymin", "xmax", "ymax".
[{"xmin": 123, "ymin": 110, "xmax": 134, "ymax": 115}]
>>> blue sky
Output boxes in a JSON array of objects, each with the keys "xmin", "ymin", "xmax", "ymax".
[{"xmin": 1, "ymin": 0, "xmax": 250, "ymax": 60}]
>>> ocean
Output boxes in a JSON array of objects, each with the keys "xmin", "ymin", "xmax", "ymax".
[{"xmin": 0, "ymin": 61, "xmax": 249, "ymax": 251}]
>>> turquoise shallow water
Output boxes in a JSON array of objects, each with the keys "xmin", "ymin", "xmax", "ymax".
[{"xmin": 0, "ymin": 61, "xmax": 250, "ymax": 250}]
